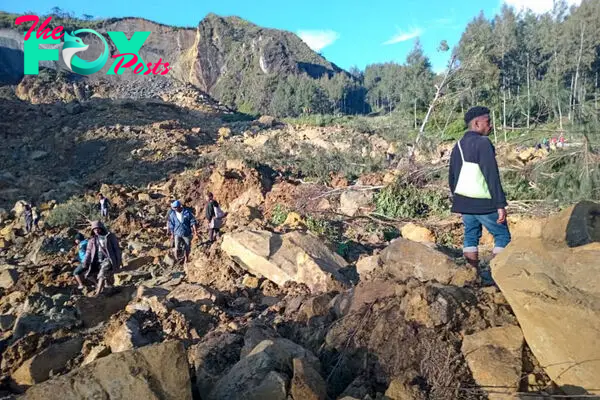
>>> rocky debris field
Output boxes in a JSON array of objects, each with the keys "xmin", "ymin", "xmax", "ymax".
[
  {"xmin": 1, "ymin": 151, "xmax": 599, "ymax": 399},
  {"xmin": 1, "ymin": 81, "xmax": 600, "ymax": 400}
]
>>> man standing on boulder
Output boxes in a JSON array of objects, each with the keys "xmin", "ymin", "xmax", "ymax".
[
  {"xmin": 167, "ymin": 200, "xmax": 198, "ymax": 264},
  {"xmin": 449, "ymin": 106, "xmax": 511, "ymax": 270}
]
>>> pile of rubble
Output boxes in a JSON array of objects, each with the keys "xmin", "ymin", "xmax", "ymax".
[{"xmin": 2, "ymin": 156, "xmax": 598, "ymax": 398}]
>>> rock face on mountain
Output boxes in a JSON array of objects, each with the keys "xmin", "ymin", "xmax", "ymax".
[
  {"xmin": 189, "ymin": 14, "xmax": 342, "ymax": 100},
  {"xmin": 0, "ymin": 12, "xmax": 343, "ymax": 108}
]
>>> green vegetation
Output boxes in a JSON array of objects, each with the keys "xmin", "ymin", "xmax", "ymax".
[
  {"xmin": 375, "ymin": 182, "xmax": 450, "ymax": 219},
  {"xmin": 382, "ymin": 226, "xmax": 401, "ymax": 241},
  {"xmin": 212, "ymin": 0, "xmax": 600, "ymax": 134},
  {"xmin": 305, "ymin": 215, "xmax": 338, "ymax": 241},
  {"xmin": 270, "ymin": 204, "xmax": 289, "ymax": 226},
  {"xmin": 0, "ymin": 10, "xmax": 112, "ymax": 32},
  {"xmin": 221, "ymin": 137, "xmax": 386, "ymax": 184},
  {"xmin": 502, "ymin": 137, "xmax": 600, "ymax": 204},
  {"xmin": 46, "ymin": 198, "xmax": 100, "ymax": 229}
]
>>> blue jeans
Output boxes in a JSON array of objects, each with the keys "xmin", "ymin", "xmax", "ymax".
[
  {"xmin": 462, "ymin": 212, "xmax": 511, "ymax": 254},
  {"xmin": 73, "ymin": 263, "xmax": 85, "ymax": 276}
]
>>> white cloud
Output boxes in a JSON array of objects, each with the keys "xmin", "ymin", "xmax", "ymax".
[
  {"xmin": 503, "ymin": 0, "xmax": 581, "ymax": 14},
  {"xmin": 297, "ymin": 30, "xmax": 340, "ymax": 52},
  {"xmin": 382, "ymin": 28, "xmax": 423, "ymax": 45}
]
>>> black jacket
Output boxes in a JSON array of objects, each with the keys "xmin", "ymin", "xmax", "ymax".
[
  {"xmin": 205, "ymin": 200, "xmax": 219, "ymax": 221},
  {"xmin": 448, "ymin": 131, "xmax": 507, "ymax": 215}
]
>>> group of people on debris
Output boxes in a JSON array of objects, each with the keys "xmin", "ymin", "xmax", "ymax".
[
  {"xmin": 71, "ymin": 191, "xmax": 225, "ymax": 296},
  {"xmin": 47, "ymin": 106, "xmax": 510, "ymax": 294},
  {"xmin": 534, "ymin": 133, "xmax": 566, "ymax": 152}
]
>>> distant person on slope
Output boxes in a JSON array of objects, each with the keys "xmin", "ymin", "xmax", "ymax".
[
  {"xmin": 386, "ymin": 142, "xmax": 397, "ymax": 166},
  {"xmin": 32, "ymin": 205, "xmax": 40, "ymax": 231},
  {"xmin": 98, "ymin": 193, "xmax": 111, "ymax": 219},
  {"xmin": 23, "ymin": 204, "xmax": 33, "ymax": 234},
  {"xmin": 167, "ymin": 200, "xmax": 198, "ymax": 264},
  {"xmin": 83, "ymin": 221, "xmax": 122, "ymax": 296},
  {"xmin": 73, "ymin": 232, "xmax": 91, "ymax": 290},
  {"xmin": 448, "ymin": 106, "xmax": 511, "ymax": 271},
  {"xmin": 205, "ymin": 192, "xmax": 226, "ymax": 243}
]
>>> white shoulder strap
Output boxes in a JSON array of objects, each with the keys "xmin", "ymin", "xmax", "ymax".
[{"xmin": 457, "ymin": 140, "xmax": 465, "ymax": 162}]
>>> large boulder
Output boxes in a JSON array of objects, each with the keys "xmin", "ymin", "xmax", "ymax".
[
  {"xmin": 492, "ymin": 203, "xmax": 600, "ymax": 394},
  {"xmin": 167, "ymin": 282, "xmax": 219, "ymax": 306},
  {"xmin": 12, "ymin": 337, "xmax": 84, "ymax": 386},
  {"xmin": 105, "ymin": 316, "xmax": 151, "ymax": 353},
  {"xmin": 23, "ymin": 341, "xmax": 191, "ymax": 400},
  {"xmin": 207, "ymin": 338, "xmax": 320, "ymax": 400},
  {"xmin": 339, "ymin": 190, "xmax": 373, "ymax": 217},
  {"xmin": 26, "ymin": 236, "xmax": 72, "ymax": 266},
  {"xmin": 75, "ymin": 286, "xmax": 136, "ymax": 328},
  {"xmin": 190, "ymin": 332, "xmax": 244, "ymax": 395},
  {"xmin": 461, "ymin": 325, "xmax": 524, "ymax": 400},
  {"xmin": 221, "ymin": 230, "xmax": 349, "ymax": 293},
  {"xmin": 12, "ymin": 294, "xmax": 80, "ymax": 339},
  {"xmin": 290, "ymin": 357, "xmax": 327, "ymax": 400},
  {"xmin": 541, "ymin": 201, "xmax": 600, "ymax": 247},
  {"xmin": 375, "ymin": 238, "xmax": 476, "ymax": 286}
]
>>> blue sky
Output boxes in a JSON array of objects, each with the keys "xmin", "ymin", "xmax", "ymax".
[{"xmin": 1, "ymin": 0, "xmax": 581, "ymax": 73}]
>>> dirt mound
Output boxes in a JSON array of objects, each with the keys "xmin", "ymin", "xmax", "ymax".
[
  {"xmin": 264, "ymin": 181, "xmax": 332, "ymax": 218},
  {"xmin": 185, "ymin": 245, "xmax": 245, "ymax": 293}
]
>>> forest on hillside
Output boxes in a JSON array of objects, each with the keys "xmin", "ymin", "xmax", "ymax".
[{"xmin": 256, "ymin": 0, "xmax": 600, "ymax": 131}]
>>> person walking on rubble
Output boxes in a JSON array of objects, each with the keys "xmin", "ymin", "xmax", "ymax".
[
  {"xmin": 73, "ymin": 232, "xmax": 92, "ymax": 290},
  {"xmin": 167, "ymin": 200, "xmax": 198, "ymax": 264},
  {"xmin": 98, "ymin": 193, "xmax": 111, "ymax": 220},
  {"xmin": 23, "ymin": 204, "xmax": 33, "ymax": 234},
  {"xmin": 82, "ymin": 221, "xmax": 122, "ymax": 296},
  {"xmin": 205, "ymin": 192, "xmax": 226, "ymax": 243},
  {"xmin": 448, "ymin": 106, "xmax": 511, "ymax": 272},
  {"xmin": 31, "ymin": 205, "xmax": 40, "ymax": 231}
]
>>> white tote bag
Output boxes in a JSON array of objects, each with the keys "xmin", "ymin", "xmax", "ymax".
[{"xmin": 454, "ymin": 140, "xmax": 492, "ymax": 199}]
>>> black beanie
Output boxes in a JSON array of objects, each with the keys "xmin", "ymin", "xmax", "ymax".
[{"xmin": 465, "ymin": 106, "xmax": 490, "ymax": 125}]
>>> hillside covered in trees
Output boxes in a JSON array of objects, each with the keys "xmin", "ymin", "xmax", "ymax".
[
  {"xmin": 289, "ymin": 0, "xmax": 600, "ymax": 131},
  {"xmin": 245, "ymin": 0, "xmax": 600, "ymax": 131}
]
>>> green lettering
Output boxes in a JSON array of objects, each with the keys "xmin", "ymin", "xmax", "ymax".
[{"xmin": 23, "ymin": 34, "xmax": 59, "ymax": 74}]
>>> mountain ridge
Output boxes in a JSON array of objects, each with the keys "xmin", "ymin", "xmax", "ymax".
[{"xmin": 0, "ymin": 11, "xmax": 347, "ymax": 113}]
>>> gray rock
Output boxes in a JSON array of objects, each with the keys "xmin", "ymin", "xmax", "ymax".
[
  {"xmin": 246, "ymin": 371, "xmax": 287, "ymax": 400},
  {"xmin": 208, "ymin": 338, "xmax": 320, "ymax": 400},
  {"xmin": 30, "ymin": 151, "xmax": 49, "ymax": 161},
  {"xmin": 106, "ymin": 317, "xmax": 150, "ymax": 353},
  {"xmin": 65, "ymin": 102, "xmax": 82, "ymax": 115},
  {"xmin": 0, "ymin": 314, "xmax": 16, "ymax": 330},
  {"xmin": 12, "ymin": 293, "xmax": 80, "ymax": 339},
  {"xmin": 191, "ymin": 332, "xmax": 244, "ymax": 395}
]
